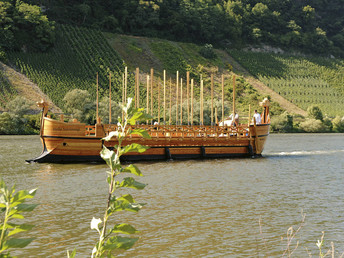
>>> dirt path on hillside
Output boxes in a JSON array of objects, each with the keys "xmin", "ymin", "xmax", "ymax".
[
  {"xmin": 0, "ymin": 62, "xmax": 61, "ymax": 113},
  {"xmin": 217, "ymin": 50, "xmax": 307, "ymax": 116}
]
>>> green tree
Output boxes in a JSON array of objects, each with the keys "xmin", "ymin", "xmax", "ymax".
[
  {"xmin": 332, "ymin": 116, "xmax": 344, "ymax": 132},
  {"xmin": 98, "ymin": 96, "xmax": 122, "ymax": 124},
  {"xmin": 281, "ymin": 20, "xmax": 302, "ymax": 48},
  {"xmin": 307, "ymin": 105, "xmax": 323, "ymax": 121},
  {"xmin": 0, "ymin": 1, "xmax": 55, "ymax": 52},
  {"xmin": 0, "ymin": 1, "xmax": 14, "ymax": 50},
  {"xmin": 270, "ymin": 112, "xmax": 294, "ymax": 133},
  {"xmin": 302, "ymin": 5, "xmax": 315, "ymax": 27},
  {"xmin": 63, "ymin": 89, "xmax": 94, "ymax": 123}
]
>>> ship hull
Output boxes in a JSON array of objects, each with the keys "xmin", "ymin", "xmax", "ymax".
[{"xmin": 27, "ymin": 117, "xmax": 270, "ymax": 163}]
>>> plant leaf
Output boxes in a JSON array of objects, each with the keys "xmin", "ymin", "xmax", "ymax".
[
  {"xmin": 110, "ymin": 223, "xmax": 139, "ymax": 235},
  {"xmin": 100, "ymin": 146, "xmax": 120, "ymax": 171},
  {"xmin": 130, "ymin": 129, "xmax": 151, "ymax": 139},
  {"xmin": 16, "ymin": 203, "xmax": 39, "ymax": 212},
  {"xmin": 118, "ymin": 177, "xmax": 146, "ymax": 190},
  {"xmin": 100, "ymin": 146, "xmax": 115, "ymax": 163},
  {"xmin": 128, "ymin": 109, "xmax": 152, "ymax": 125},
  {"xmin": 67, "ymin": 248, "xmax": 77, "ymax": 258},
  {"xmin": 117, "ymin": 194, "xmax": 135, "ymax": 203},
  {"xmin": 123, "ymin": 164, "xmax": 143, "ymax": 176},
  {"xmin": 90, "ymin": 217, "xmax": 102, "ymax": 234},
  {"xmin": 10, "ymin": 213, "xmax": 24, "ymax": 219},
  {"xmin": 7, "ymin": 223, "xmax": 35, "ymax": 237},
  {"xmin": 103, "ymin": 131, "xmax": 121, "ymax": 141},
  {"xmin": 122, "ymin": 143, "xmax": 149, "ymax": 154},
  {"xmin": 10, "ymin": 189, "xmax": 37, "ymax": 207},
  {"xmin": 108, "ymin": 194, "xmax": 145, "ymax": 214},
  {"xmin": 2, "ymin": 238, "xmax": 34, "ymax": 249},
  {"xmin": 104, "ymin": 236, "xmax": 138, "ymax": 251}
]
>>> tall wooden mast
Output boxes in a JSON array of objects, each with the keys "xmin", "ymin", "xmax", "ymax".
[
  {"xmin": 150, "ymin": 68, "xmax": 154, "ymax": 124},
  {"xmin": 176, "ymin": 71, "xmax": 179, "ymax": 125},
  {"xmin": 221, "ymin": 74, "xmax": 224, "ymax": 123},
  {"xmin": 191, "ymin": 79, "xmax": 194, "ymax": 125},
  {"xmin": 180, "ymin": 78, "xmax": 183, "ymax": 124},
  {"xmin": 233, "ymin": 74, "xmax": 236, "ymax": 116},
  {"xmin": 96, "ymin": 72, "xmax": 99, "ymax": 123},
  {"xmin": 186, "ymin": 71, "xmax": 190, "ymax": 125},
  {"xmin": 109, "ymin": 72, "xmax": 111, "ymax": 124},
  {"xmin": 163, "ymin": 70, "xmax": 166, "ymax": 124},
  {"xmin": 211, "ymin": 74, "xmax": 214, "ymax": 125}
]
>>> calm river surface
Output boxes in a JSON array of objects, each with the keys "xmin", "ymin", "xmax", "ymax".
[{"xmin": 1, "ymin": 134, "xmax": 344, "ymax": 257}]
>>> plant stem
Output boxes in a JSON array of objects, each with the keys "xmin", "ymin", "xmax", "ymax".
[{"xmin": 95, "ymin": 117, "xmax": 127, "ymax": 257}]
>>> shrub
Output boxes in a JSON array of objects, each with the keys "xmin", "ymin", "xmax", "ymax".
[
  {"xmin": 299, "ymin": 118, "xmax": 330, "ymax": 132},
  {"xmin": 5, "ymin": 96, "xmax": 34, "ymax": 116},
  {"xmin": 322, "ymin": 116, "xmax": 333, "ymax": 131},
  {"xmin": 24, "ymin": 114, "xmax": 41, "ymax": 134},
  {"xmin": 332, "ymin": 116, "xmax": 344, "ymax": 132},
  {"xmin": 270, "ymin": 112, "xmax": 294, "ymax": 132},
  {"xmin": 307, "ymin": 105, "xmax": 323, "ymax": 121},
  {"xmin": 0, "ymin": 112, "xmax": 26, "ymax": 134},
  {"xmin": 199, "ymin": 44, "xmax": 217, "ymax": 59}
]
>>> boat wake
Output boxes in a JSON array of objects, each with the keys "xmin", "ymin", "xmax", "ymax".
[{"xmin": 266, "ymin": 149, "xmax": 344, "ymax": 157}]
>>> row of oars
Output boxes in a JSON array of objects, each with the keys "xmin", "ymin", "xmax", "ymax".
[{"xmin": 97, "ymin": 68, "xmax": 238, "ymax": 126}]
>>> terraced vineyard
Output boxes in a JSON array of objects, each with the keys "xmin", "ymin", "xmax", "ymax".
[
  {"xmin": 228, "ymin": 50, "xmax": 344, "ymax": 116},
  {"xmin": 0, "ymin": 68, "xmax": 17, "ymax": 108},
  {"xmin": 8, "ymin": 25, "xmax": 125, "ymax": 107}
]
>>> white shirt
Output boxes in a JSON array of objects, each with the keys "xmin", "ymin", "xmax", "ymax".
[{"xmin": 253, "ymin": 113, "xmax": 261, "ymax": 124}]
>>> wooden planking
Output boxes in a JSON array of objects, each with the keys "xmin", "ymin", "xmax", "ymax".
[
  {"xmin": 41, "ymin": 115, "xmax": 270, "ymax": 159},
  {"xmin": 205, "ymin": 146, "xmax": 247, "ymax": 154},
  {"xmin": 124, "ymin": 147, "xmax": 165, "ymax": 156},
  {"xmin": 43, "ymin": 118, "xmax": 86, "ymax": 137},
  {"xmin": 47, "ymin": 138, "xmax": 102, "ymax": 156}
]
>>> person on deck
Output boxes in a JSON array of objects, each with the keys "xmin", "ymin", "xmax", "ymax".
[
  {"xmin": 229, "ymin": 113, "xmax": 239, "ymax": 126},
  {"xmin": 253, "ymin": 110, "xmax": 261, "ymax": 124},
  {"xmin": 234, "ymin": 113, "xmax": 239, "ymax": 126}
]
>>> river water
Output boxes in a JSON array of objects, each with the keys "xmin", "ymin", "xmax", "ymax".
[{"xmin": 1, "ymin": 134, "xmax": 343, "ymax": 257}]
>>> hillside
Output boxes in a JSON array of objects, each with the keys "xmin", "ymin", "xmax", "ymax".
[
  {"xmin": 3, "ymin": 25, "xmax": 275, "ymax": 117},
  {"xmin": 229, "ymin": 50, "xmax": 344, "ymax": 117},
  {"xmin": 5, "ymin": 25, "xmax": 125, "ymax": 108},
  {"xmin": 105, "ymin": 33, "xmax": 306, "ymax": 117},
  {"xmin": 0, "ymin": 62, "xmax": 60, "ymax": 113},
  {"xmin": 1, "ymin": 25, "xmax": 343, "ymax": 122}
]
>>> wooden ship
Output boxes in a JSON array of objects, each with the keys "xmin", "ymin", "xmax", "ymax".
[{"xmin": 27, "ymin": 69, "xmax": 271, "ymax": 163}]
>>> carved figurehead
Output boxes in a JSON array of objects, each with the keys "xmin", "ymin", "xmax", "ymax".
[
  {"xmin": 259, "ymin": 98, "xmax": 270, "ymax": 107},
  {"xmin": 37, "ymin": 100, "xmax": 49, "ymax": 117},
  {"xmin": 37, "ymin": 100, "xmax": 49, "ymax": 136}
]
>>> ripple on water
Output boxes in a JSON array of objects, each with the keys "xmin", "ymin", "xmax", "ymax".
[{"xmin": 2, "ymin": 134, "xmax": 344, "ymax": 257}]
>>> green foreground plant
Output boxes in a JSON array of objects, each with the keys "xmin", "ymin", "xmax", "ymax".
[
  {"xmin": 68, "ymin": 98, "xmax": 151, "ymax": 257},
  {"xmin": 0, "ymin": 179, "xmax": 38, "ymax": 257}
]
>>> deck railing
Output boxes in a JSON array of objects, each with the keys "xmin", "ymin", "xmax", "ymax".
[{"xmin": 85, "ymin": 124, "xmax": 253, "ymax": 139}]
